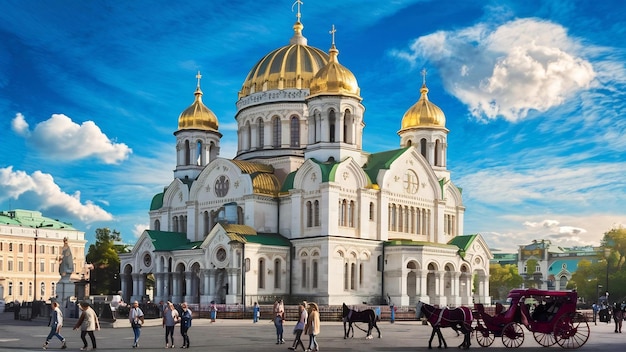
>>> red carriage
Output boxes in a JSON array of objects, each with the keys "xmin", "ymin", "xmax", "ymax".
[{"xmin": 473, "ymin": 289, "xmax": 590, "ymax": 349}]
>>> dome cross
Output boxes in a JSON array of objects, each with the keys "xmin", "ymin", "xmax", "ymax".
[
  {"xmin": 329, "ymin": 24, "xmax": 336, "ymax": 46},
  {"xmin": 292, "ymin": 0, "xmax": 303, "ymax": 22}
]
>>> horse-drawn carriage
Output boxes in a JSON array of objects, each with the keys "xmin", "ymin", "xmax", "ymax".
[{"xmin": 474, "ymin": 289, "xmax": 590, "ymax": 349}]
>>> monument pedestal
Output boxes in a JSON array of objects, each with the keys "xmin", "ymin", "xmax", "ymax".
[{"xmin": 56, "ymin": 279, "xmax": 76, "ymax": 318}]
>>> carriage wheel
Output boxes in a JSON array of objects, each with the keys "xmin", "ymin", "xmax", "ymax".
[
  {"xmin": 475, "ymin": 326, "xmax": 495, "ymax": 347},
  {"xmin": 553, "ymin": 312, "xmax": 590, "ymax": 349},
  {"xmin": 501, "ymin": 322, "xmax": 524, "ymax": 348},
  {"xmin": 533, "ymin": 331, "xmax": 557, "ymax": 347}
]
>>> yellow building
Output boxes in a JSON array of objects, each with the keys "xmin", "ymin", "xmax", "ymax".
[{"xmin": 0, "ymin": 209, "xmax": 86, "ymax": 303}]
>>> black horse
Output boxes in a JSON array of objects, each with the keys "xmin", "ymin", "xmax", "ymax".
[
  {"xmin": 342, "ymin": 303, "xmax": 381, "ymax": 339},
  {"xmin": 416, "ymin": 301, "xmax": 473, "ymax": 349}
]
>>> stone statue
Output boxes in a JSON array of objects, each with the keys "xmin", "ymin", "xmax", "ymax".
[{"xmin": 58, "ymin": 237, "xmax": 74, "ymax": 279}]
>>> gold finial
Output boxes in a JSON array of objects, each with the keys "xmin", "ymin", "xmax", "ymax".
[
  {"xmin": 196, "ymin": 71, "xmax": 202, "ymax": 88},
  {"xmin": 421, "ymin": 68, "xmax": 427, "ymax": 86},
  {"xmin": 292, "ymin": 0, "xmax": 303, "ymax": 22},
  {"xmin": 329, "ymin": 24, "xmax": 336, "ymax": 46}
]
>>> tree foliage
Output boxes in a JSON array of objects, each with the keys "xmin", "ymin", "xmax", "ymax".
[
  {"xmin": 489, "ymin": 263, "xmax": 523, "ymax": 300},
  {"xmin": 85, "ymin": 228, "xmax": 129, "ymax": 295}
]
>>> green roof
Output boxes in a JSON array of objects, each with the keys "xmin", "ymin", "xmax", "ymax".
[
  {"xmin": 0, "ymin": 209, "xmax": 77, "ymax": 230},
  {"xmin": 280, "ymin": 171, "xmax": 297, "ymax": 193},
  {"xmin": 150, "ymin": 192, "xmax": 164, "ymax": 211},
  {"xmin": 363, "ymin": 147, "xmax": 409, "ymax": 184},
  {"xmin": 310, "ymin": 158, "xmax": 338, "ymax": 182},
  {"xmin": 448, "ymin": 234, "xmax": 478, "ymax": 252},
  {"xmin": 244, "ymin": 233, "xmax": 291, "ymax": 246},
  {"xmin": 147, "ymin": 230, "xmax": 195, "ymax": 251}
]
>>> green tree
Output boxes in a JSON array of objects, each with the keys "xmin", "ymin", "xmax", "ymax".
[
  {"xmin": 86, "ymin": 228, "xmax": 128, "ymax": 295},
  {"xmin": 489, "ymin": 263, "xmax": 523, "ymax": 300}
]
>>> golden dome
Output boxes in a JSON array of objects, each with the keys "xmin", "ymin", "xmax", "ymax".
[
  {"xmin": 400, "ymin": 84, "xmax": 446, "ymax": 130},
  {"xmin": 309, "ymin": 44, "xmax": 360, "ymax": 97},
  {"xmin": 178, "ymin": 73, "xmax": 218, "ymax": 131},
  {"xmin": 238, "ymin": 21, "xmax": 329, "ymax": 99}
]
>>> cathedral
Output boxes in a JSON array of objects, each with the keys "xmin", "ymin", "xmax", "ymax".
[{"xmin": 119, "ymin": 7, "xmax": 492, "ymax": 308}]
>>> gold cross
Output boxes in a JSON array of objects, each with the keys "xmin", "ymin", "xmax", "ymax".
[
  {"xmin": 329, "ymin": 24, "xmax": 336, "ymax": 45},
  {"xmin": 196, "ymin": 71, "xmax": 202, "ymax": 87},
  {"xmin": 292, "ymin": 0, "xmax": 303, "ymax": 21}
]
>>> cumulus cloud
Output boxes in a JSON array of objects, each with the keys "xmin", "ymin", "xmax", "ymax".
[
  {"xmin": 11, "ymin": 113, "xmax": 30, "ymax": 136},
  {"xmin": 0, "ymin": 166, "xmax": 113, "ymax": 222},
  {"xmin": 11, "ymin": 113, "xmax": 132, "ymax": 164},
  {"xmin": 392, "ymin": 18, "xmax": 596, "ymax": 122}
]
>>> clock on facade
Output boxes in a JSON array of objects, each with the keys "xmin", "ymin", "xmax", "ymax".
[
  {"xmin": 403, "ymin": 170, "xmax": 419, "ymax": 194},
  {"xmin": 215, "ymin": 175, "xmax": 230, "ymax": 197},
  {"xmin": 143, "ymin": 253, "xmax": 152, "ymax": 267}
]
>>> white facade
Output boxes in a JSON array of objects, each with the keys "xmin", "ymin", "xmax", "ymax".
[{"xmin": 120, "ymin": 12, "xmax": 492, "ymax": 307}]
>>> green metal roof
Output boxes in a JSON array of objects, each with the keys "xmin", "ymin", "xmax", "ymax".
[
  {"xmin": 245, "ymin": 233, "xmax": 291, "ymax": 246},
  {"xmin": 150, "ymin": 192, "xmax": 165, "ymax": 211},
  {"xmin": 146, "ymin": 230, "xmax": 195, "ymax": 251},
  {"xmin": 0, "ymin": 209, "xmax": 77, "ymax": 230},
  {"xmin": 363, "ymin": 147, "xmax": 409, "ymax": 184},
  {"xmin": 448, "ymin": 234, "xmax": 478, "ymax": 252}
]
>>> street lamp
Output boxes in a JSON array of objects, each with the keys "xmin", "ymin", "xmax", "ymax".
[{"xmin": 604, "ymin": 247, "xmax": 611, "ymax": 300}]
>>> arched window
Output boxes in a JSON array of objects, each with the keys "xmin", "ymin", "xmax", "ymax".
[
  {"xmin": 420, "ymin": 138, "xmax": 427, "ymax": 159},
  {"xmin": 8, "ymin": 281, "xmax": 13, "ymax": 296},
  {"xmin": 40, "ymin": 282, "xmax": 45, "ymax": 298},
  {"xmin": 312, "ymin": 260, "xmax": 318, "ymax": 289},
  {"xmin": 329, "ymin": 110, "xmax": 336, "ymax": 142},
  {"xmin": 19, "ymin": 281, "xmax": 23, "ymax": 296},
  {"xmin": 196, "ymin": 140, "xmax": 203, "ymax": 165},
  {"xmin": 258, "ymin": 259, "xmax": 265, "ymax": 289},
  {"xmin": 314, "ymin": 200, "xmax": 320, "ymax": 226},
  {"xmin": 203, "ymin": 211, "xmax": 210, "ymax": 235},
  {"xmin": 274, "ymin": 259, "xmax": 281, "ymax": 289},
  {"xmin": 51, "ymin": 282, "xmax": 56, "ymax": 297},
  {"xmin": 306, "ymin": 201, "xmax": 312, "ymax": 228},
  {"xmin": 18, "ymin": 244, "xmax": 23, "ymax": 252},
  {"xmin": 407, "ymin": 139, "xmax": 412, "ymax": 146},
  {"xmin": 359, "ymin": 263, "xmax": 364, "ymax": 286},
  {"xmin": 257, "ymin": 117, "xmax": 264, "ymax": 149},
  {"xmin": 435, "ymin": 139, "xmax": 441, "ymax": 166},
  {"xmin": 369, "ymin": 202, "xmax": 375, "ymax": 221},
  {"xmin": 272, "ymin": 116, "xmax": 281, "ymax": 148},
  {"xmin": 348, "ymin": 201, "xmax": 355, "ymax": 227},
  {"xmin": 290, "ymin": 116, "xmax": 300, "ymax": 147},
  {"xmin": 343, "ymin": 263, "xmax": 349, "ymax": 290},
  {"xmin": 154, "ymin": 219, "xmax": 160, "ymax": 231},
  {"xmin": 350, "ymin": 263, "xmax": 356, "ymax": 290},
  {"xmin": 184, "ymin": 140, "xmax": 191, "ymax": 165},
  {"xmin": 245, "ymin": 121, "xmax": 251, "ymax": 150}
]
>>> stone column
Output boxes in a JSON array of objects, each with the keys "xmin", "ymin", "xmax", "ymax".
[{"xmin": 184, "ymin": 272, "xmax": 194, "ymax": 303}]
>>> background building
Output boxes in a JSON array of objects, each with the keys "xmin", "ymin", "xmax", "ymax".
[
  {"xmin": 120, "ymin": 8, "xmax": 492, "ymax": 307},
  {"xmin": 0, "ymin": 209, "xmax": 87, "ymax": 303}
]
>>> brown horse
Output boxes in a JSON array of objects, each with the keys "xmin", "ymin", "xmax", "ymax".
[{"xmin": 416, "ymin": 301, "xmax": 473, "ymax": 349}]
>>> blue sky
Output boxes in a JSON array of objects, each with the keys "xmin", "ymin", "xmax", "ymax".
[{"xmin": 1, "ymin": 0, "xmax": 625, "ymax": 253}]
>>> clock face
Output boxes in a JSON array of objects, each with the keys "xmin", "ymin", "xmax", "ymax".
[
  {"xmin": 403, "ymin": 170, "xmax": 419, "ymax": 194},
  {"xmin": 143, "ymin": 253, "xmax": 152, "ymax": 267},
  {"xmin": 215, "ymin": 175, "xmax": 230, "ymax": 197},
  {"xmin": 216, "ymin": 248, "xmax": 227, "ymax": 262}
]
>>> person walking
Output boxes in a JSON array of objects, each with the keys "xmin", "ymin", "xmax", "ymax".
[
  {"xmin": 305, "ymin": 302, "xmax": 320, "ymax": 352},
  {"xmin": 274, "ymin": 299, "xmax": 285, "ymax": 345},
  {"xmin": 180, "ymin": 302, "xmax": 192, "ymax": 349},
  {"xmin": 43, "ymin": 301, "xmax": 67, "ymax": 350},
  {"xmin": 73, "ymin": 302, "xmax": 99, "ymax": 351},
  {"xmin": 163, "ymin": 301, "xmax": 180, "ymax": 348},
  {"xmin": 253, "ymin": 302, "xmax": 260, "ymax": 323},
  {"xmin": 288, "ymin": 302, "xmax": 308, "ymax": 351},
  {"xmin": 129, "ymin": 300, "xmax": 145, "ymax": 348}
]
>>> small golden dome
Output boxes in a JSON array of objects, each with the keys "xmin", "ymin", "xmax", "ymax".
[
  {"xmin": 400, "ymin": 84, "xmax": 446, "ymax": 130},
  {"xmin": 178, "ymin": 72, "xmax": 218, "ymax": 131},
  {"xmin": 309, "ymin": 44, "xmax": 360, "ymax": 97},
  {"xmin": 238, "ymin": 21, "xmax": 329, "ymax": 99}
]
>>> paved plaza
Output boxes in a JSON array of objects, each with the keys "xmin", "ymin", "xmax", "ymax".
[{"xmin": 0, "ymin": 311, "xmax": 624, "ymax": 351}]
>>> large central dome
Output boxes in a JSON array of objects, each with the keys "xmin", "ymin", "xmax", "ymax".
[{"xmin": 238, "ymin": 21, "xmax": 329, "ymax": 99}]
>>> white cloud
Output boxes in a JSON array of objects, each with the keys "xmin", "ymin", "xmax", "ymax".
[
  {"xmin": 393, "ymin": 18, "xmax": 596, "ymax": 122},
  {"xmin": 11, "ymin": 113, "xmax": 30, "ymax": 136},
  {"xmin": 0, "ymin": 166, "xmax": 113, "ymax": 222},
  {"xmin": 132, "ymin": 223, "xmax": 148, "ymax": 239},
  {"xmin": 12, "ymin": 113, "xmax": 132, "ymax": 164}
]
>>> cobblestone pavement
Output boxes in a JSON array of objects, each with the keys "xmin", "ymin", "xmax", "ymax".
[{"xmin": 0, "ymin": 312, "xmax": 623, "ymax": 351}]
